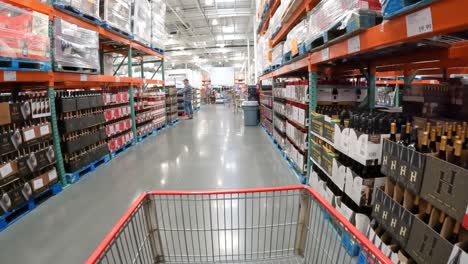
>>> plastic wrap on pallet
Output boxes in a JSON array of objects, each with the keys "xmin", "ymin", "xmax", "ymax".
[
  {"xmin": 53, "ymin": 18, "xmax": 99, "ymax": 71},
  {"xmin": 151, "ymin": 0, "xmax": 166, "ymax": 50},
  {"xmin": 100, "ymin": 0, "xmax": 132, "ymax": 34},
  {"xmin": 272, "ymin": 42, "xmax": 284, "ymax": 66},
  {"xmin": 54, "ymin": 0, "xmax": 99, "ymax": 19},
  {"xmin": 256, "ymin": 34, "xmax": 270, "ymax": 73},
  {"xmin": 306, "ymin": 0, "xmax": 381, "ymax": 44},
  {"xmin": 268, "ymin": 1, "xmax": 288, "ymax": 38},
  {"xmin": 0, "ymin": 2, "xmax": 50, "ymax": 61},
  {"xmin": 284, "ymin": 19, "xmax": 308, "ymax": 55},
  {"xmin": 132, "ymin": 0, "xmax": 151, "ymax": 45}
]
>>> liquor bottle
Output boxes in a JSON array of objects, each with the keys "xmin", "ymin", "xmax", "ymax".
[
  {"xmin": 429, "ymin": 128, "xmax": 437, "ymax": 153},
  {"xmin": 464, "ymin": 127, "xmax": 468, "ymax": 150},
  {"xmin": 436, "ymin": 124, "xmax": 442, "ymax": 142},
  {"xmin": 449, "ymin": 222, "xmax": 461, "ymax": 244},
  {"xmin": 408, "ymin": 127, "xmax": 419, "ymax": 151},
  {"xmin": 389, "ymin": 122, "xmax": 397, "ymax": 142},
  {"xmin": 420, "ymin": 131, "xmax": 430, "ymax": 153},
  {"xmin": 398, "ymin": 125, "xmax": 407, "ymax": 145},
  {"xmin": 404, "ymin": 122, "xmax": 411, "ymax": 146},
  {"xmin": 447, "ymin": 127, "xmax": 454, "ymax": 146},
  {"xmin": 438, "ymin": 136, "xmax": 448, "ymax": 160},
  {"xmin": 425, "ymin": 122, "xmax": 431, "ymax": 133},
  {"xmin": 452, "ymin": 140, "xmax": 463, "ymax": 167}
]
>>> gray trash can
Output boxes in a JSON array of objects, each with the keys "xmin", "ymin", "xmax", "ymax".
[{"xmin": 242, "ymin": 101, "xmax": 259, "ymax": 126}]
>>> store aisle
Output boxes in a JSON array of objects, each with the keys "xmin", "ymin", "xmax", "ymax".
[{"xmin": 0, "ymin": 105, "xmax": 298, "ymax": 264}]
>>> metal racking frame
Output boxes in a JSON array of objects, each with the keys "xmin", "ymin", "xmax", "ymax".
[
  {"xmin": 258, "ymin": 0, "xmax": 468, "ymax": 179},
  {"xmin": 1, "ymin": 0, "xmax": 165, "ymax": 186}
]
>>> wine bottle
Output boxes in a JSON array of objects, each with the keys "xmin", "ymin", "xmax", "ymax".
[
  {"xmin": 438, "ymin": 136, "xmax": 448, "ymax": 160},
  {"xmin": 398, "ymin": 125, "xmax": 407, "ymax": 145},
  {"xmin": 452, "ymin": 140, "xmax": 463, "ymax": 167},
  {"xmin": 389, "ymin": 122, "xmax": 397, "ymax": 142},
  {"xmin": 436, "ymin": 124, "xmax": 442, "ymax": 142},
  {"xmin": 404, "ymin": 122, "xmax": 411, "ymax": 146},
  {"xmin": 447, "ymin": 127, "xmax": 453, "ymax": 146},
  {"xmin": 420, "ymin": 131, "xmax": 430, "ymax": 153},
  {"xmin": 464, "ymin": 127, "xmax": 468, "ymax": 150},
  {"xmin": 429, "ymin": 128, "xmax": 437, "ymax": 153},
  {"xmin": 408, "ymin": 126, "xmax": 419, "ymax": 151},
  {"xmin": 425, "ymin": 122, "xmax": 431, "ymax": 133}
]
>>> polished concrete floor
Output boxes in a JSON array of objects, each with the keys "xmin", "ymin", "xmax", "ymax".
[{"xmin": 0, "ymin": 105, "xmax": 298, "ymax": 264}]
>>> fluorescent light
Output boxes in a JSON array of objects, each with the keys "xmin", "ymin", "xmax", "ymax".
[
  {"xmin": 212, "ymin": 19, "xmax": 218, "ymax": 25},
  {"xmin": 205, "ymin": 0, "xmax": 214, "ymax": 5},
  {"xmin": 218, "ymin": 61, "xmax": 222, "ymax": 65},
  {"xmin": 175, "ymin": 47, "xmax": 185, "ymax": 50},
  {"xmin": 222, "ymin": 26, "xmax": 234, "ymax": 33},
  {"xmin": 216, "ymin": 43, "xmax": 225, "ymax": 48}
]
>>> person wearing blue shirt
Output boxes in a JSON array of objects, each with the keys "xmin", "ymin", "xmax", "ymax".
[{"xmin": 182, "ymin": 79, "xmax": 194, "ymax": 119}]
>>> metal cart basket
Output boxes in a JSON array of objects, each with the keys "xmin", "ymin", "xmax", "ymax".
[{"xmin": 86, "ymin": 186, "xmax": 391, "ymax": 264}]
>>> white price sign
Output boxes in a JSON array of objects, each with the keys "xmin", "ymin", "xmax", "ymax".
[
  {"xmin": 80, "ymin": 74, "xmax": 88, "ymax": 81},
  {"xmin": 321, "ymin": 48, "xmax": 329, "ymax": 61},
  {"xmin": 4, "ymin": 71, "xmax": 16, "ymax": 81},
  {"xmin": 115, "ymin": 76, "xmax": 120, "ymax": 82},
  {"xmin": 347, "ymin": 35, "xmax": 360, "ymax": 54},
  {"xmin": 406, "ymin": 7, "xmax": 433, "ymax": 37}
]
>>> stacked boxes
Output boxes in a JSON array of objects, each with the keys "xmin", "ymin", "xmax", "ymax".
[
  {"xmin": 132, "ymin": 0, "xmax": 151, "ymax": 46},
  {"xmin": 100, "ymin": 0, "xmax": 132, "ymax": 34},
  {"xmin": 0, "ymin": 2, "xmax": 50, "ymax": 63},
  {"xmin": 151, "ymin": 0, "xmax": 166, "ymax": 50},
  {"xmin": 53, "ymin": 18, "xmax": 99, "ymax": 73},
  {"xmin": 102, "ymin": 89, "xmax": 133, "ymax": 153},
  {"xmin": 54, "ymin": 0, "xmax": 100, "ymax": 19}
]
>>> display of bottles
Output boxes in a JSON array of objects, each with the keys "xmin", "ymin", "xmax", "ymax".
[
  {"xmin": 404, "ymin": 123, "xmax": 411, "ymax": 146},
  {"xmin": 407, "ymin": 127, "xmax": 419, "ymax": 150},
  {"xmin": 429, "ymin": 128, "xmax": 437, "ymax": 153},
  {"xmin": 420, "ymin": 131, "xmax": 430, "ymax": 153}
]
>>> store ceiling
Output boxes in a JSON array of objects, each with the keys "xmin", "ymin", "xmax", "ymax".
[{"xmin": 164, "ymin": 0, "xmax": 255, "ymax": 71}]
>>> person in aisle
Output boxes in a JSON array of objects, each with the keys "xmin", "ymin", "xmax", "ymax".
[{"xmin": 182, "ymin": 78, "xmax": 194, "ymax": 119}]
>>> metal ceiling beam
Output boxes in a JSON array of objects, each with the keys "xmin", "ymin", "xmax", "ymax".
[{"xmin": 166, "ymin": 8, "xmax": 254, "ymax": 22}]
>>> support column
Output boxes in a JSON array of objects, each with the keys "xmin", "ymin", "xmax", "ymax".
[
  {"xmin": 47, "ymin": 88, "xmax": 66, "ymax": 186},
  {"xmin": 99, "ymin": 50, "xmax": 104, "ymax": 75},
  {"xmin": 307, "ymin": 63, "xmax": 318, "ymax": 180},
  {"xmin": 162, "ymin": 59, "xmax": 165, "ymax": 87},
  {"xmin": 140, "ymin": 57, "xmax": 144, "ymax": 79},
  {"xmin": 128, "ymin": 47, "xmax": 137, "ymax": 142}
]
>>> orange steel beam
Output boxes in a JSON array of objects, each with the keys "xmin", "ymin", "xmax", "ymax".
[
  {"xmin": 259, "ymin": 55, "xmax": 309, "ymax": 80},
  {"xmin": 0, "ymin": 71, "xmax": 52, "ymax": 83},
  {"xmin": 310, "ymin": 0, "xmax": 468, "ymax": 65},
  {"xmin": 3, "ymin": 0, "xmax": 52, "ymax": 15},
  {"xmin": 376, "ymin": 58, "xmax": 468, "ymax": 72}
]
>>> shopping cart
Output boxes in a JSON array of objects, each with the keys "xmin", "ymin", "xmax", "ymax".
[{"xmin": 86, "ymin": 186, "xmax": 391, "ymax": 264}]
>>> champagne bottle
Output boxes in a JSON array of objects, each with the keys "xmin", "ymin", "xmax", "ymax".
[
  {"xmin": 408, "ymin": 126, "xmax": 419, "ymax": 151},
  {"xmin": 420, "ymin": 131, "xmax": 430, "ymax": 153},
  {"xmin": 425, "ymin": 122, "xmax": 431, "ymax": 133},
  {"xmin": 398, "ymin": 125, "xmax": 407, "ymax": 145},
  {"xmin": 429, "ymin": 128, "xmax": 437, "ymax": 153},
  {"xmin": 404, "ymin": 122, "xmax": 411, "ymax": 146},
  {"xmin": 452, "ymin": 140, "xmax": 463, "ymax": 167},
  {"xmin": 436, "ymin": 124, "xmax": 442, "ymax": 142},
  {"xmin": 389, "ymin": 122, "xmax": 397, "ymax": 142},
  {"xmin": 438, "ymin": 136, "xmax": 448, "ymax": 160}
]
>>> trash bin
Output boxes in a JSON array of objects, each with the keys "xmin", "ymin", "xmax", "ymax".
[{"xmin": 241, "ymin": 101, "xmax": 259, "ymax": 126}]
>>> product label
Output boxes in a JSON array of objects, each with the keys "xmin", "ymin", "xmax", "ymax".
[
  {"xmin": 33, "ymin": 178, "xmax": 44, "ymax": 190},
  {"xmin": 0, "ymin": 163, "xmax": 13, "ymax": 178},
  {"xmin": 406, "ymin": 7, "xmax": 433, "ymax": 37},
  {"xmin": 80, "ymin": 74, "xmax": 88, "ymax": 81},
  {"xmin": 40, "ymin": 124, "xmax": 50, "ymax": 136},
  {"xmin": 4, "ymin": 71, "xmax": 16, "ymax": 81},
  {"xmin": 24, "ymin": 129, "xmax": 36, "ymax": 142},
  {"xmin": 48, "ymin": 169, "xmax": 57, "ymax": 181},
  {"xmin": 321, "ymin": 48, "xmax": 329, "ymax": 61},
  {"xmin": 347, "ymin": 35, "xmax": 360, "ymax": 54},
  {"xmin": 115, "ymin": 76, "xmax": 120, "ymax": 82}
]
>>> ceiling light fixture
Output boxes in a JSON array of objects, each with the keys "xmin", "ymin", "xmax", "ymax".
[
  {"xmin": 205, "ymin": 0, "xmax": 214, "ymax": 5},
  {"xmin": 216, "ymin": 43, "xmax": 226, "ymax": 48},
  {"xmin": 222, "ymin": 26, "xmax": 234, "ymax": 33},
  {"xmin": 212, "ymin": 19, "xmax": 218, "ymax": 26}
]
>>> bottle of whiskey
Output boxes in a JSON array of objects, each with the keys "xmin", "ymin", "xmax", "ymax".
[
  {"xmin": 404, "ymin": 122, "xmax": 411, "ymax": 146},
  {"xmin": 438, "ymin": 136, "xmax": 448, "ymax": 161},
  {"xmin": 389, "ymin": 122, "xmax": 397, "ymax": 142},
  {"xmin": 408, "ymin": 127, "xmax": 419, "ymax": 151}
]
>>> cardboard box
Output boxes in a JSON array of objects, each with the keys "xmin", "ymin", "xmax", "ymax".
[
  {"xmin": 420, "ymin": 155, "xmax": 468, "ymax": 226},
  {"xmin": 0, "ymin": 129, "xmax": 22, "ymax": 154},
  {"xmin": 398, "ymin": 144, "xmax": 426, "ymax": 195},
  {"xmin": 0, "ymin": 102, "xmax": 30, "ymax": 125},
  {"xmin": 57, "ymin": 97, "xmax": 77, "ymax": 113},
  {"xmin": 0, "ymin": 160, "xmax": 18, "ymax": 184},
  {"xmin": 380, "ymin": 139, "xmax": 400, "ymax": 181},
  {"xmin": 0, "ymin": 180, "xmax": 31, "ymax": 215}
]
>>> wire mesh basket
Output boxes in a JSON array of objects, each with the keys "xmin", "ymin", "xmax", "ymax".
[{"xmin": 86, "ymin": 186, "xmax": 391, "ymax": 264}]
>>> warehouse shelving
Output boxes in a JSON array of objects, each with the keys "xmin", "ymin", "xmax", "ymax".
[
  {"xmin": 258, "ymin": 0, "xmax": 468, "ymax": 262},
  {"xmin": 0, "ymin": 0, "xmax": 166, "ymax": 220}
]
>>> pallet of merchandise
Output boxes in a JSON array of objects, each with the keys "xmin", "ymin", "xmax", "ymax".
[
  {"xmin": 381, "ymin": 0, "xmax": 436, "ymax": 19},
  {"xmin": 0, "ymin": 182, "xmax": 62, "ymax": 231},
  {"xmin": 65, "ymin": 153, "xmax": 111, "ymax": 184},
  {"xmin": 110, "ymin": 141, "xmax": 135, "ymax": 159},
  {"xmin": 53, "ymin": 1, "xmax": 102, "ymax": 25}
]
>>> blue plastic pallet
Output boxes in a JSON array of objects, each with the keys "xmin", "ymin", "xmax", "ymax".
[
  {"xmin": 0, "ymin": 183, "xmax": 62, "ymax": 231},
  {"xmin": 66, "ymin": 154, "xmax": 111, "ymax": 184},
  {"xmin": 100, "ymin": 23, "xmax": 134, "ymax": 39},
  {"xmin": 151, "ymin": 46, "xmax": 165, "ymax": 54},
  {"xmin": 53, "ymin": 3, "xmax": 102, "ymax": 25},
  {"xmin": 0, "ymin": 57, "xmax": 51, "ymax": 71},
  {"xmin": 382, "ymin": 0, "xmax": 435, "ymax": 19},
  {"xmin": 323, "ymin": 11, "xmax": 379, "ymax": 44},
  {"xmin": 137, "ymin": 130, "xmax": 157, "ymax": 142},
  {"xmin": 110, "ymin": 141, "xmax": 135, "ymax": 159},
  {"xmin": 169, "ymin": 120, "xmax": 179, "ymax": 126}
]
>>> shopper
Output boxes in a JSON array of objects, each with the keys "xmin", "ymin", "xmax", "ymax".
[{"xmin": 182, "ymin": 79, "xmax": 194, "ymax": 119}]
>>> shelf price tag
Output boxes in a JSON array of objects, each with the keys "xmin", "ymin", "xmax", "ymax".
[
  {"xmin": 115, "ymin": 76, "xmax": 120, "ymax": 82},
  {"xmin": 80, "ymin": 74, "xmax": 88, "ymax": 81},
  {"xmin": 4, "ymin": 71, "xmax": 16, "ymax": 81},
  {"xmin": 406, "ymin": 7, "xmax": 433, "ymax": 37},
  {"xmin": 347, "ymin": 35, "xmax": 360, "ymax": 54},
  {"xmin": 321, "ymin": 48, "xmax": 329, "ymax": 61}
]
